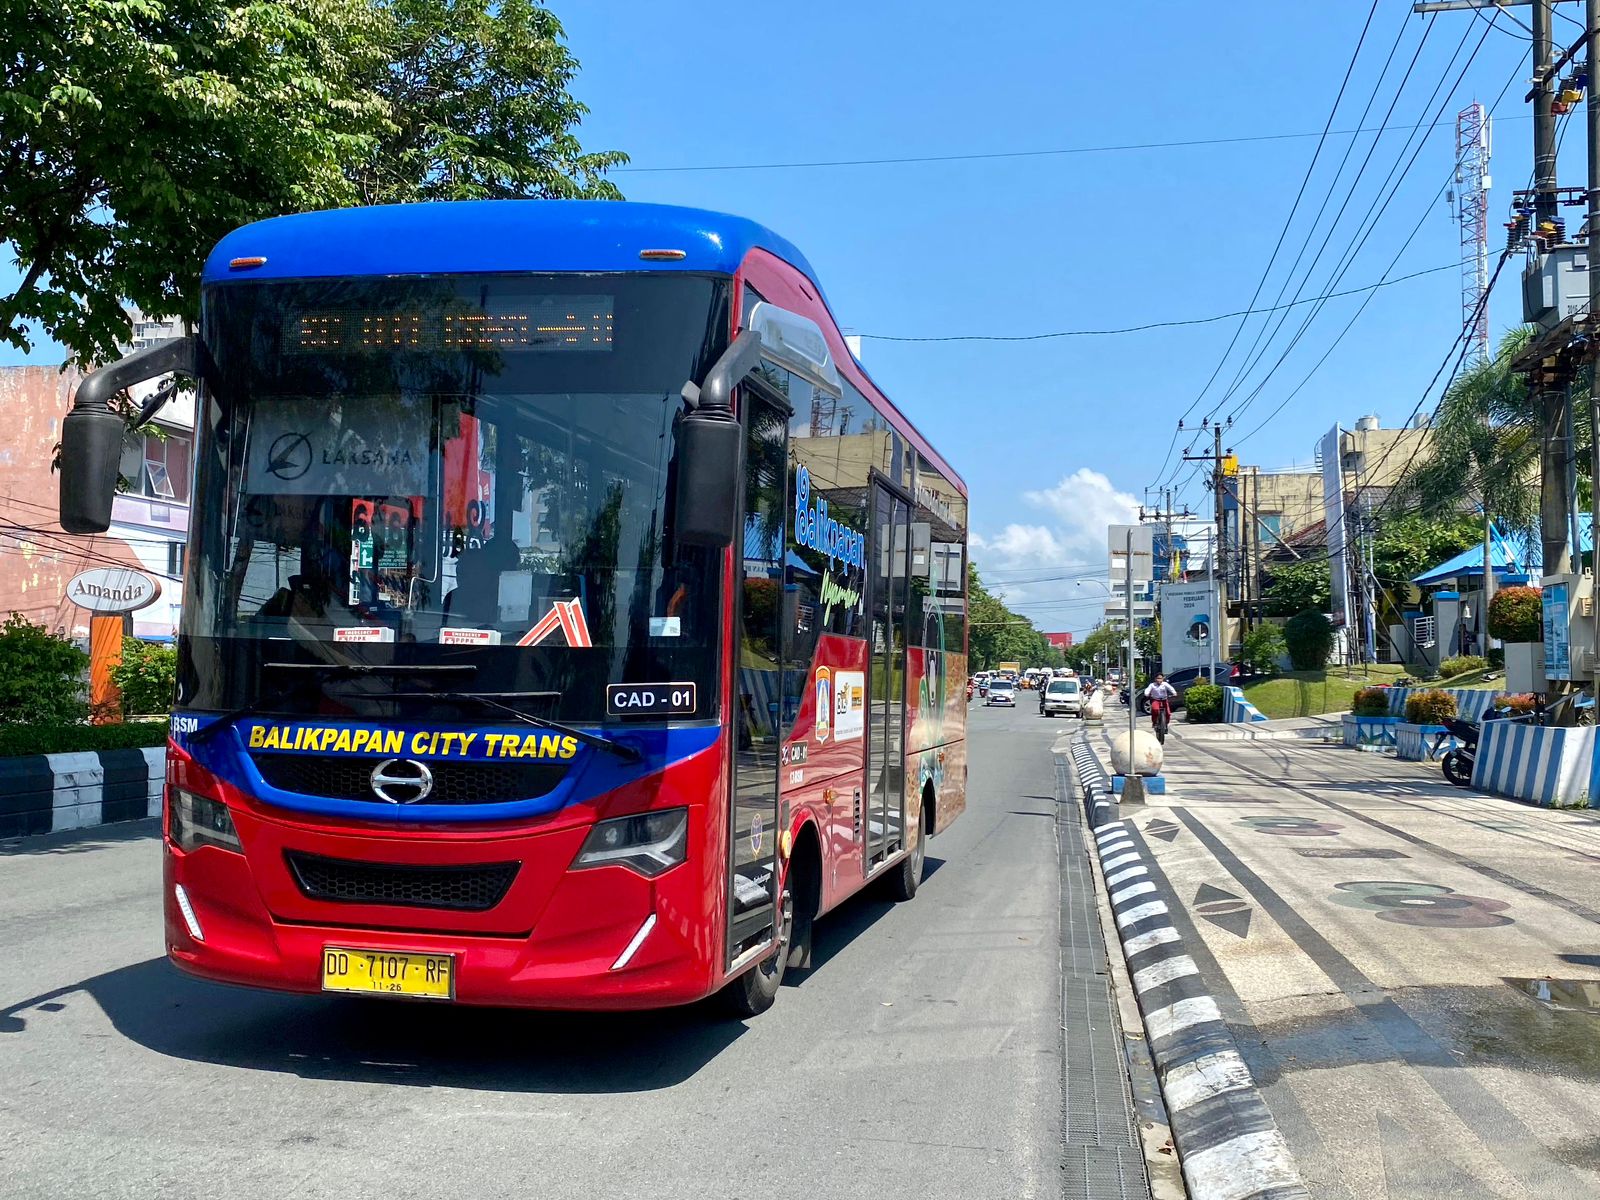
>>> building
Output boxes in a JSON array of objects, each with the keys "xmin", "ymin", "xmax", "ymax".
[{"xmin": 0, "ymin": 313, "xmax": 192, "ymax": 641}]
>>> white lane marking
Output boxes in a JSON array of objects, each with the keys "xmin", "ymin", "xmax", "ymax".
[
  {"xmin": 1110, "ymin": 880, "xmax": 1157, "ymax": 906},
  {"xmin": 1132, "ymin": 954, "xmax": 1199, "ymax": 994},
  {"xmin": 1143, "ymin": 996, "xmax": 1223, "ymax": 1043},
  {"xmin": 1105, "ymin": 865, "xmax": 1148, "ymax": 888},
  {"xmin": 1164, "ymin": 1050, "xmax": 1255, "ymax": 1112},
  {"xmin": 1123, "ymin": 925, "xmax": 1182, "ymax": 956},
  {"xmin": 1116, "ymin": 900, "xmax": 1170, "ymax": 929},
  {"xmin": 1181, "ymin": 1129, "xmax": 1303, "ymax": 1200}
]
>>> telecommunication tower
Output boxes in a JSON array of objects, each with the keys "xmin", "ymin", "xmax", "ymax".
[{"xmin": 1451, "ymin": 102, "xmax": 1491, "ymax": 362}]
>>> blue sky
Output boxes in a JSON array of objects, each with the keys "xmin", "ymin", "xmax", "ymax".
[{"xmin": 2, "ymin": 1, "xmax": 1558, "ymax": 633}]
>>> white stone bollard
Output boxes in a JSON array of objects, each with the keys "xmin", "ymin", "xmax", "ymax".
[
  {"xmin": 1083, "ymin": 690, "xmax": 1105, "ymax": 721},
  {"xmin": 1109, "ymin": 729, "xmax": 1163, "ymax": 776}
]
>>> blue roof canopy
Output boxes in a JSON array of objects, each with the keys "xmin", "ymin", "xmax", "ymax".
[
  {"xmin": 1412, "ymin": 523, "xmax": 1525, "ymax": 587},
  {"xmin": 202, "ymin": 200, "xmax": 821, "ymax": 288}
]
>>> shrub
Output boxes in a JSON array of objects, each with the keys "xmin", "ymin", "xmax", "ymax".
[
  {"xmin": 0, "ymin": 613, "xmax": 88, "ymax": 725},
  {"xmin": 1352, "ymin": 686, "xmax": 1391, "ymax": 717},
  {"xmin": 1283, "ymin": 610, "xmax": 1334, "ymax": 670},
  {"xmin": 0, "ymin": 721, "xmax": 168, "ymax": 759},
  {"xmin": 1439, "ymin": 654, "xmax": 1489, "ymax": 679},
  {"xmin": 1184, "ymin": 682, "xmax": 1224, "ymax": 723},
  {"xmin": 1487, "ymin": 647, "xmax": 1505, "ymax": 668},
  {"xmin": 109, "ymin": 637, "xmax": 177, "ymax": 716},
  {"xmin": 1488, "ymin": 585, "xmax": 1542, "ymax": 642},
  {"xmin": 1493, "ymin": 692, "xmax": 1539, "ymax": 715},
  {"xmin": 1405, "ymin": 689, "xmax": 1458, "ymax": 725},
  {"xmin": 1240, "ymin": 624, "xmax": 1286, "ymax": 674}
]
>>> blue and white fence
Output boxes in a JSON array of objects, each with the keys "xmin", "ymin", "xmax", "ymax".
[
  {"xmin": 1222, "ymin": 686, "xmax": 1268, "ymax": 724},
  {"xmin": 1472, "ymin": 722, "xmax": 1597, "ymax": 808},
  {"xmin": 1385, "ymin": 686, "xmax": 1502, "ymax": 722},
  {"xmin": 1394, "ymin": 723, "xmax": 1456, "ymax": 762}
]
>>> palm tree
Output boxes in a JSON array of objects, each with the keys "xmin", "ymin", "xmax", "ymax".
[{"xmin": 1408, "ymin": 327, "xmax": 1542, "ymax": 559}]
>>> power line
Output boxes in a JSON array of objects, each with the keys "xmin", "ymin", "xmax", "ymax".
[
  {"xmin": 855, "ymin": 262, "xmax": 1455, "ymax": 343},
  {"xmin": 614, "ymin": 116, "xmax": 1534, "ymax": 175},
  {"xmin": 1148, "ymin": 0, "xmax": 1385, "ymax": 490}
]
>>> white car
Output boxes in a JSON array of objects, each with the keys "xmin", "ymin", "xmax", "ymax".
[
  {"xmin": 1040, "ymin": 678, "xmax": 1082, "ymax": 718},
  {"xmin": 985, "ymin": 682, "xmax": 1017, "ymax": 707}
]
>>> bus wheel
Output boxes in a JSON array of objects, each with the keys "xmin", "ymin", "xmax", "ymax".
[
  {"xmin": 888, "ymin": 799, "xmax": 930, "ymax": 902},
  {"xmin": 724, "ymin": 882, "xmax": 792, "ymax": 1018}
]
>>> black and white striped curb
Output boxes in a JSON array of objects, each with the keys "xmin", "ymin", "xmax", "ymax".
[
  {"xmin": 0, "ymin": 748, "xmax": 165, "ymax": 840},
  {"xmin": 1069, "ymin": 736, "xmax": 1116, "ymax": 828},
  {"xmin": 1091, "ymin": 818, "xmax": 1309, "ymax": 1200}
]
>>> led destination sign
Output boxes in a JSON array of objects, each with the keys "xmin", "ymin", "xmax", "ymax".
[{"xmin": 286, "ymin": 296, "xmax": 615, "ymax": 354}]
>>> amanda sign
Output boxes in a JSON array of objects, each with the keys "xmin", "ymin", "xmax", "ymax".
[{"xmin": 67, "ymin": 567, "xmax": 162, "ymax": 614}]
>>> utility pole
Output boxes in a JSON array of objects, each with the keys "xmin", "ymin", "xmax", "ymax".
[
  {"xmin": 1184, "ymin": 422, "xmax": 1230, "ymax": 668},
  {"xmin": 1589, "ymin": 0, "xmax": 1600, "ymax": 680}
]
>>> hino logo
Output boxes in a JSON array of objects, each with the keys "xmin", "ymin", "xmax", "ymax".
[{"xmin": 369, "ymin": 758, "xmax": 434, "ymax": 804}]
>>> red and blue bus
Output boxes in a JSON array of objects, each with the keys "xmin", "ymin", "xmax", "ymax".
[{"xmin": 59, "ymin": 201, "xmax": 968, "ymax": 1015}]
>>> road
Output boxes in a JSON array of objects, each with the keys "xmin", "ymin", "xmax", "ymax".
[
  {"xmin": 0, "ymin": 704, "xmax": 1095, "ymax": 1200},
  {"xmin": 1130, "ymin": 728, "xmax": 1600, "ymax": 1199}
]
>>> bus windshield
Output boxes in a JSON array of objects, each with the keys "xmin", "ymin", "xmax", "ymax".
[{"xmin": 179, "ymin": 273, "xmax": 731, "ymax": 723}]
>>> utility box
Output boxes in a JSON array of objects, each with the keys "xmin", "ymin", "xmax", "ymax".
[
  {"xmin": 1540, "ymin": 572, "xmax": 1594, "ymax": 681},
  {"xmin": 1505, "ymin": 641, "xmax": 1547, "ymax": 694},
  {"xmin": 1523, "ymin": 246, "xmax": 1590, "ymax": 330}
]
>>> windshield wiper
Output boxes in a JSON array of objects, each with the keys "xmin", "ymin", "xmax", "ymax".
[
  {"xmin": 401, "ymin": 690, "xmax": 642, "ymax": 763},
  {"xmin": 188, "ymin": 661, "xmax": 478, "ymax": 744}
]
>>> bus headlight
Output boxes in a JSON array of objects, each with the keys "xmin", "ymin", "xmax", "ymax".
[
  {"xmin": 573, "ymin": 808, "xmax": 687, "ymax": 878},
  {"xmin": 168, "ymin": 787, "xmax": 242, "ymax": 854}
]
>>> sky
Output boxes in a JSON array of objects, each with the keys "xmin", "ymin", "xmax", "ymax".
[{"xmin": 2, "ymin": 0, "xmax": 1566, "ymax": 635}]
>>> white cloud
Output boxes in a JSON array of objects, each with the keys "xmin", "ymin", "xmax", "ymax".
[{"xmin": 971, "ymin": 469, "xmax": 1142, "ymax": 629}]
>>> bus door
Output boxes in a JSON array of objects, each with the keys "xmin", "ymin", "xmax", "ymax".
[
  {"xmin": 727, "ymin": 392, "xmax": 789, "ymax": 967},
  {"xmin": 865, "ymin": 479, "xmax": 910, "ymax": 873}
]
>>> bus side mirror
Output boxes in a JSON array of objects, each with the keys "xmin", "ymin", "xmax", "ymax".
[
  {"xmin": 59, "ymin": 337, "xmax": 197, "ymax": 534},
  {"xmin": 674, "ymin": 329, "xmax": 762, "ymax": 549}
]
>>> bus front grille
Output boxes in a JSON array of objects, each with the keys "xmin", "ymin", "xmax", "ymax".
[
  {"xmin": 285, "ymin": 852, "xmax": 519, "ymax": 912},
  {"xmin": 252, "ymin": 754, "xmax": 568, "ymax": 805}
]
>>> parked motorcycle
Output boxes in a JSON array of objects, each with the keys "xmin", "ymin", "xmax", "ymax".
[{"xmin": 1438, "ymin": 711, "xmax": 1538, "ymax": 787}]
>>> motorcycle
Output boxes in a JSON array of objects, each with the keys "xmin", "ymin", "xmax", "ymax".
[
  {"xmin": 1149, "ymin": 697, "xmax": 1172, "ymax": 744},
  {"xmin": 1438, "ymin": 710, "xmax": 1538, "ymax": 787}
]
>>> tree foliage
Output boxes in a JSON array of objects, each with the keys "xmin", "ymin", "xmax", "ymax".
[
  {"xmin": 0, "ymin": 613, "xmax": 88, "ymax": 724},
  {"xmin": 967, "ymin": 564, "xmax": 1065, "ymax": 671},
  {"xmin": 1371, "ymin": 513, "xmax": 1480, "ymax": 587},
  {"xmin": 1184, "ymin": 682, "xmax": 1223, "ymax": 723},
  {"xmin": 2, "ymin": 0, "xmax": 624, "ymax": 366},
  {"xmin": 1262, "ymin": 559, "xmax": 1330, "ymax": 617},
  {"xmin": 1239, "ymin": 623, "xmax": 1286, "ymax": 674},
  {"xmin": 1284, "ymin": 610, "xmax": 1334, "ymax": 671}
]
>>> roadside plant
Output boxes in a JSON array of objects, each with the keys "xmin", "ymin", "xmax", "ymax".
[
  {"xmin": 1488, "ymin": 585, "xmax": 1542, "ymax": 642},
  {"xmin": 1405, "ymin": 689, "xmax": 1458, "ymax": 726},
  {"xmin": 109, "ymin": 637, "xmax": 177, "ymax": 716},
  {"xmin": 1283, "ymin": 611, "xmax": 1334, "ymax": 671},
  {"xmin": 1240, "ymin": 623, "xmax": 1286, "ymax": 675},
  {"xmin": 1492, "ymin": 692, "xmax": 1539, "ymax": 716},
  {"xmin": 1184, "ymin": 682, "xmax": 1224, "ymax": 723},
  {"xmin": 0, "ymin": 613, "xmax": 88, "ymax": 725},
  {"xmin": 1351, "ymin": 687, "xmax": 1391, "ymax": 717},
  {"xmin": 1439, "ymin": 655, "xmax": 1489, "ymax": 679}
]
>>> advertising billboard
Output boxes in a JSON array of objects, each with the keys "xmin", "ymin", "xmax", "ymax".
[{"xmin": 1159, "ymin": 582, "xmax": 1218, "ymax": 676}]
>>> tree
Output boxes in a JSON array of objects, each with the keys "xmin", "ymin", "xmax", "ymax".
[
  {"xmin": 1284, "ymin": 611, "xmax": 1334, "ymax": 671},
  {"xmin": 1371, "ymin": 513, "xmax": 1480, "ymax": 588},
  {"xmin": 1262, "ymin": 559, "xmax": 1330, "ymax": 616},
  {"xmin": 0, "ymin": 614, "xmax": 88, "ymax": 724},
  {"xmin": 2, "ymin": 0, "xmax": 389, "ymax": 363},
  {"xmin": 1408, "ymin": 327, "xmax": 1542, "ymax": 550},
  {"xmin": 967, "ymin": 564, "xmax": 1061, "ymax": 671},
  {"xmin": 3, "ymin": 0, "xmax": 625, "ymax": 367},
  {"xmin": 1239, "ymin": 623, "xmax": 1286, "ymax": 674},
  {"xmin": 350, "ymin": 0, "xmax": 625, "ymax": 205}
]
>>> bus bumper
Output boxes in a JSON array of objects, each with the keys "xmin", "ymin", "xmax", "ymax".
[{"xmin": 163, "ymin": 833, "xmax": 719, "ymax": 1011}]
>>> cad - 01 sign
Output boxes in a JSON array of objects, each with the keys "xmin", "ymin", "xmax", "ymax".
[
  {"xmin": 67, "ymin": 567, "xmax": 162, "ymax": 614},
  {"xmin": 1158, "ymin": 581, "xmax": 1217, "ymax": 676}
]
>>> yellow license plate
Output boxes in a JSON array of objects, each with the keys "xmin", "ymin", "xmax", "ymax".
[{"xmin": 321, "ymin": 946, "xmax": 454, "ymax": 1000}]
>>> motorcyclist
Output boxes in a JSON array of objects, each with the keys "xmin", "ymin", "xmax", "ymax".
[{"xmin": 1143, "ymin": 674, "xmax": 1178, "ymax": 742}]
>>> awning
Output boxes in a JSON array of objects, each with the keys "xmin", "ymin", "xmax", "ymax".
[{"xmin": 1412, "ymin": 523, "xmax": 1525, "ymax": 587}]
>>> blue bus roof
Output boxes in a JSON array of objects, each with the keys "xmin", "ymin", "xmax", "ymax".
[{"xmin": 201, "ymin": 200, "xmax": 821, "ymax": 287}]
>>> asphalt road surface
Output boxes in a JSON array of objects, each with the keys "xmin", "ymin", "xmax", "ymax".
[
  {"xmin": 1132, "ymin": 728, "xmax": 1600, "ymax": 1199},
  {"xmin": 0, "ymin": 703, "xmax": 1077, "ymax": 1200}
]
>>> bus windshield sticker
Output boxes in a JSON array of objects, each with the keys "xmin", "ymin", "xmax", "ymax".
[
  {"xmin": 649, "ymin": 616, "xmax": 681, "ymax": 637},
  {"xmin": 516, "ymin": 598, "xmax": 593, "ymax": 648},
  {"xmin": 246, "ymin": 396, "xmax": 429, "ymax": 497}
]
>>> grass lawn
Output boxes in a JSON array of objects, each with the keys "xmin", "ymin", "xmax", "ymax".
[{"xmin": 1240, "ymin": 664, "xmax": 1505, "ymax": 719}]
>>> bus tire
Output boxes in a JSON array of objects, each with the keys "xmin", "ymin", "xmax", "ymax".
[
  {"xmin": 888, "ymin": 796, "xmax": 930, "ymax": 903},
  {"xmin": 723, "ymin": 880, "xmax": 792, "ymax": 1018}
]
